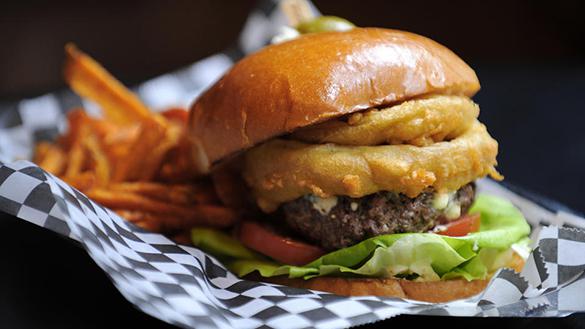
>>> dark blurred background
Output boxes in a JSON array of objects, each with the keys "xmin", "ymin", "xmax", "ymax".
[
  {"xmin": 2, "ymin": 0, "xmax": 584, "ymax": 96},
  {"xmin": 1, "ymin": 0, "xmax": 584, "ymax": 328},
  {"xmin": 1, "ymin": 0, "xmax": 584, "ymax": 212}
]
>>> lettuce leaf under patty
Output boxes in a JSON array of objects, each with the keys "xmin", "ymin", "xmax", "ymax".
[{"xmin": 191, "ymin": 194, "xmax": 531, "ymax": 281}]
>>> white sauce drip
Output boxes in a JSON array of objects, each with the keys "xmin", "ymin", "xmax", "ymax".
[
  {"xmin": 432, "ymin": 191, "xmax": 462, "ymax": 220},
  {"xmin": 432, "ymin": 192, "xmax": 450, "ymax": 210},
  {"xmin": 432, "ymin": 225, "xmax": 447, "ymax": 233},
  {"xmin": 444, "ymin": 203, "xmax": 461, "ymax": 220},
  {"xmin": 311, "ymin": 196, "xmax": 338, "ymax": 215}
]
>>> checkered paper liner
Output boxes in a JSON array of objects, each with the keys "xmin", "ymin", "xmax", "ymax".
[{"xmin": 1, "ymin": 0, "xmax": 585, "ymax": 327}]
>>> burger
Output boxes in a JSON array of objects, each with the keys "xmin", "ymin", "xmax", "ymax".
[{"xmin": 187, "ymin": 23, "xmax": 531, "ymax": 302}]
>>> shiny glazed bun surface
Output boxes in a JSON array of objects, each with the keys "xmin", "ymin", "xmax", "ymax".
[{"xmin": 189, "ymin": 28, "xmax": 480, "ymax": 173}]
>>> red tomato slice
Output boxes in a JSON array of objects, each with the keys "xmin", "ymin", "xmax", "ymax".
[
  {"xmin": 239, "ymin": 221, "xmax": 326, "ymax": 266},
  {"xmin": 162, "ymin": 108, "xmax": 189, "ymax": 125},
  {"xmin": 436, "ymin": 213, "xmax": 481, "ymax": 237}
]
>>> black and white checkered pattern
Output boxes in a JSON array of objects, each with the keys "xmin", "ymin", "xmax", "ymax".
[
  {"xmin": 1, "ymin": 160, "xmax": 585, "ymax": 328},
  {"xmin": 1, "ymin": 0, "xmax": 585, "ymax": 327}
]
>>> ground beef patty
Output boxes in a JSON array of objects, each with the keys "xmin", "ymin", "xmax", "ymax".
[{"xmin": 281, "ymin": 184, "xmax": 476, "ymax": 250}]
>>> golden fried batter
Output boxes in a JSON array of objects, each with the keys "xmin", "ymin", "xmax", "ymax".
[
  {"xmin": 244, "ymin": 120, "xmax": 500, "ymax": 212},
  {"xmin": 292, "ymin": 95, "xmax": 479, "ymax": 146}
]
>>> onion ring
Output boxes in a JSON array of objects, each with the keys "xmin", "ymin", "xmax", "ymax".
[
  {"xmin": 244, "ymin": 120, "xmax": 500, "ymax": 212},
  {"xmin": 292, "ymin": 95, "xmax": 479, "ymax": 146}
]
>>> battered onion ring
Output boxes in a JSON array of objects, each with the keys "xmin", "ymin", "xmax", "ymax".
[
  {"xmin": 292, "ymin": 95, "xmax": 479, "ymax": 146},
  {"xmin": 244, "ymin": 120, "xmax": 500, "ymax": 212}
]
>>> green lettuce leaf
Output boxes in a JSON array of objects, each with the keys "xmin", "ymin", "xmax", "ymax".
[
  {"xmin": 192, "ymin": 194, "xmax": 531, "ymax": 282},
  {"xmin": 191, "ymin": 227, "xmax": 260, "ymax": 260}
]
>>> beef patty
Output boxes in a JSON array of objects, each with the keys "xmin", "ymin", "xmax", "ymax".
[{"xmin": 281, "ymin": 184, "xmax": 475, "ymax": 250}]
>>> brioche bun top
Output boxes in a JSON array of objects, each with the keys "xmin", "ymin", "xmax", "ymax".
[{"xmin": 188, "ymin": 28, "xmax": 480, "ymax": 173}]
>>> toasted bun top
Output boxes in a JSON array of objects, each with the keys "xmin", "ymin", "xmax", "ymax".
[{"xmin": 188, "ymin": 28, "xmax": 480, "ymax": 173}]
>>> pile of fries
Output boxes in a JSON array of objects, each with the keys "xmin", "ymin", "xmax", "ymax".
[{"xmin": 34, "ymin": 44, "xmax": 239, "ymax": 242}]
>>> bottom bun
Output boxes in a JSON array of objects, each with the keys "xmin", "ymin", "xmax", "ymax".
[{"xmin": 248, "ymin": 252, "xmax": 525, "ymax": 303}]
